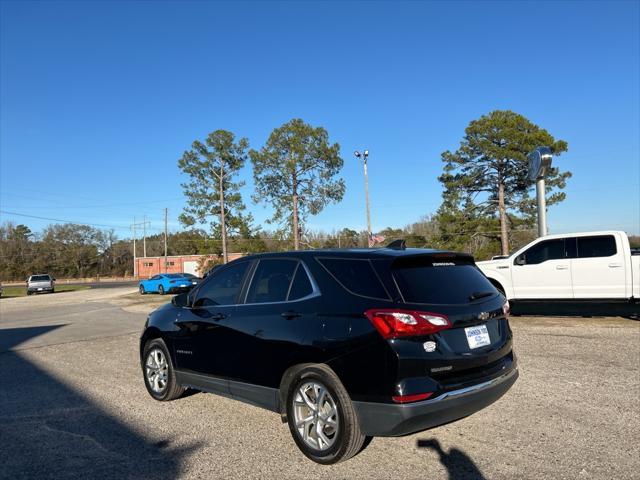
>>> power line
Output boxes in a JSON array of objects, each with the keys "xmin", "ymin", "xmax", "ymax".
[{"xmin": 0, "ymin": 210, "xmax": 130, "ymax": 229}]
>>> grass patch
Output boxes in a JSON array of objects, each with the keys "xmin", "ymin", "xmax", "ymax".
[{"xmin": 0, "ymin": 284, "xmax": 91, "ymax": 298}]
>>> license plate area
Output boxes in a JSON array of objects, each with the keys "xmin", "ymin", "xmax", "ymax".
[{"xmin": 465, "ymin": 324, "xmax": 490, "ymax": 349}]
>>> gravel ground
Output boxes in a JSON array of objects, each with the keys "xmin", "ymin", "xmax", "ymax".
[{"xmin": 0, "ymin": 289, "xmax": 638, "ymax": 479}]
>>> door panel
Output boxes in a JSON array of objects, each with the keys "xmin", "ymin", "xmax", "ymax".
[
  {"xmin": 171, "ymin": 261, "xmax": 251, "ymax": 377},
  {"xmin": 512, "ymin": 238, "xmax": 573, "ymax": 299},
  {"xmin": 172, "ymin": 305, "xmax": 237, "ymax": 377},
  {"xmin": 225, "ymin": 299, "xmax": 316, "ymax": 389},
  {"xmin": 571, "ymin": 235, "xmax": 626, "ymax": 298}
]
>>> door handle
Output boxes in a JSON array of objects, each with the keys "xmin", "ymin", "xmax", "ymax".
[
  {"xmin": 281, "ymin": 311, "xmax": 302, "ymax": 320},
  {"xmin": 210, "ymin": 313, "xmax": 227, "ymax": 321},
  {"xmin": 608, "ymin": 263, "xmax": 622, "ymax": 268},
  {"xmin": 555, "ymin": 265, "xmax": 569, "ymax": 270}
]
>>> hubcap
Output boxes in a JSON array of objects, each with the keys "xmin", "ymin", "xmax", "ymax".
[
  {"xmin": 145, "ymin": 348, "xmax": 168, "ymax": 393},
  {"xmin": 292, "ymin": 381, "xmax": 339, "ymax": 451}
]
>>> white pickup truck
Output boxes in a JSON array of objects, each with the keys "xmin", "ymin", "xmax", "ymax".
[{"xmin": 477, "ymin": 231, "xmax": 640, "ymax": 316}]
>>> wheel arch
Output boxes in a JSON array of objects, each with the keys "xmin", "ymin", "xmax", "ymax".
[
  {"xmin": 278, "ymin": 363, "xmax": 341, "ymax": 422},
  {"xmin": 140, "ymin": 326, "xmax": 165, "ymax": 360}
]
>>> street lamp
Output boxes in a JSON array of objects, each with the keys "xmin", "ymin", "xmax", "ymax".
[
  {"xmin": 527, "ymin": 146, "xmax": 553, "ymax": 237},
  {"xmin": 354, "ymin": 150, "xmax": 372, "ymax": 242}
]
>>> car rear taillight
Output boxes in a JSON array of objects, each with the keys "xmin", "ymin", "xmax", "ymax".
[
  {"xmin": 364, "ymin": 309, "xmax": 451, "ymax": 339},
  {"xmin": 392, "ymin": 392, "xmax": 433, "ymax": 403},
  {"xmin": 502, "ymin": 301, "xmax": 510, "ymax": 317}
]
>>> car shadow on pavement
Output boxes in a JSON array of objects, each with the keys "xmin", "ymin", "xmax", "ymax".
[
  {"xmin": 0, "ymin": 325, "xmax": 200, "ymax": 480},
  {"xmin": 417, "ymin": 439, "xmax": 486, "ymax": 480}
]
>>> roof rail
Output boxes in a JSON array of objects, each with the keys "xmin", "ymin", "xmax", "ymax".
[{"xmin": 386, "ymin": 239, "xmax": 406, "ymax": 250}]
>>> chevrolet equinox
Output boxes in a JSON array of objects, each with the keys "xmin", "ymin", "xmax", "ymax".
[{"xmin": 140, "ymin": 245, "xmax": 518, "ymax": 464}]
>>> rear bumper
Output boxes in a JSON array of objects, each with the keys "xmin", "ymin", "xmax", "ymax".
[
  {"xmin": 353, "ymin": 366, "xmax": 518, "ymax": 437},
  {"xmin": 168, "ymin": 286, "xmax": 193, "ymax": 293},
  {"xmin": 27, "ymin": 286, "xmax": 53, "ymax": 293}
]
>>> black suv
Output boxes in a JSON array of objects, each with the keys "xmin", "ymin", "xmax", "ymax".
[{"xmin": 140, "ymin": 247, "xmax": 517, "ymax": 464}]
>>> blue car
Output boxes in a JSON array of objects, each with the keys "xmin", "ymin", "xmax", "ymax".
[{"xmin": 139, "ymin": 273, "xmax": 198, "ymax": 295}]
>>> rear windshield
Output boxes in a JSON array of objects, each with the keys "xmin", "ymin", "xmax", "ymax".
[
  {"xmin": 31, "ymin": 275, "xmax": 51, "ymax": 282},
  {"xmin": 392, "ymin": 256, "xmax": 498, "ymax": 305}
]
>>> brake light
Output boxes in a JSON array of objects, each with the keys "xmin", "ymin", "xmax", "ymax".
[
  {"xmin": 392, "ymin": 392, "xmax": 433, "ymax": 403},
  {"xmin": 502, "ymin": 301, "xmax": 510, "ymax": 317},
  {"xmin": 364, "ymin": 309, "xmax": 451, "ymax": 339}
]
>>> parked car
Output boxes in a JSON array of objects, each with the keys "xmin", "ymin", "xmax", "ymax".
[
  {"xmin": 477, "ymin": 230, "xmax": 640, "ymax": 316},
  {"xmin": 140, "ymin": 246, "xmax": 517, "ymax": 464},
  {"xmin": 139, "ymin": 273, "xmax": 198, "ymax": 295},
  {"xmin": 27, "ymin": 274, "xmax": 55, "ymax": 295},
  {"xmin": 182, "ymin": 273, "xmax": 201, "ymax": 283}
]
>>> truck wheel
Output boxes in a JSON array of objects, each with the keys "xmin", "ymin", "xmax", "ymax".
[
  {"xmin": 286, "ymin": 365, "xmax": 366, "ymax": 464},
  {"xmin": 142, "ymin": 338, "xmax": 184, "ymax": 401}
]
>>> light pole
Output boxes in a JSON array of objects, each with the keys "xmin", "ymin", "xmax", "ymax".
[
  {"xmin": 354, "ymin": 150, "xmax": 372, "ymax": 243},
  {"xmin": 527, "ymin": 146, "xmax": 553, "ymax": 237}
]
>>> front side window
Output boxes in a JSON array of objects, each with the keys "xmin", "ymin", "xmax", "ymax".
[
  {"xmin": 194, "ymin": 261, "xmax": 250, "ymax": 307},
  {"xmin": 246, "ymin": 259, "xmax": 298, "ymax": 304},
  {"xmin": 577, "ymin": 235, "xmax": 617, "ymax": 258},
  {"xmin": 518, "ymin": 239, "xmax": 565, "ymax": 265}
]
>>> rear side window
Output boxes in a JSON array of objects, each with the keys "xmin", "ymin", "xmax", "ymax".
[
  {"xmin": 318, "ymin": 258, "xmax": 389, "ymax": 300},
  {"xmin": 246, "ymin": 259, "xmax": 298, "ymax": 303},
  {"xmin": 288, "ymin": 264, "xmax": 314, "ymax": 300},
  {"xmin": 392, "ymin": 256, "xmax": 497, "ymax": 305},
  {"xmin": 577, "ymin": 235, "xmax": 617, "ymax": 258}
]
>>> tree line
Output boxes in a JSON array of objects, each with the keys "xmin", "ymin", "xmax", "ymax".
[{"xmin": 8, "ymin": 109, "xmax": 624, "ymax": 281}]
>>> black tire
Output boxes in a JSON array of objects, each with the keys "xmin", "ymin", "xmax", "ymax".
[
  {"xmin": 26, "ymin": 291, "xmax": 31, "ymax": 296},
  {"xmin": 139, "ymin": 285, "xmax": 145, "ymax": 295},
  {"xmin": 285, "ymin": 364, "xmax": 366, "ymax": 464},
  {"xmin": 51, "ymin": 288, "xmax": 55, "ymax": 294},
  {"xmin": 141, "ymin": 338, "xmax": 184, "ymax": 401},
  {"xmin": 158, "ymin": 285, "xmax": 165, "ymax": 295}
]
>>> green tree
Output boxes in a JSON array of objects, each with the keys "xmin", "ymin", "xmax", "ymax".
[
  {"xmin": 250, "ymin": 118, "xmax": 345, "ymax": 250},
  {"xmin": 438, "ymin": 110, "xmax": 570, "ymax": 255},
  {"xmin": 178, "ymin": 130, "xmax": 250, "ymax": 263}
]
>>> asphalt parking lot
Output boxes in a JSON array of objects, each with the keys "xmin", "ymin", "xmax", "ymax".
[{"xmin": 0, "ymin": 288, "xmax": 638, "ymax": 480}]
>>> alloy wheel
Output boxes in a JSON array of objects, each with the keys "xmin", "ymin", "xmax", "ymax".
[
  {"xmin": 145, "ymin": 348, "xmax": 168, "ymax": 393},
  {"xmin": 292, "ymin": 381, "xmax": 339, "ymax": 451}
]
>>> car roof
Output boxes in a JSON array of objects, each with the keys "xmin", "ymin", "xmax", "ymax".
[{"xmin": 235, "ymin": 247, "xmax": 467, "ymax": 263}]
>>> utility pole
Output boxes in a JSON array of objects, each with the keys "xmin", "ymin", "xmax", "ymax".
[
  {"xmin": 354, "ymin": 150, "xmax": 372, "ymax": 243},
  {"xmin": 143, "ymin": 215, "xmax": 147, "ymax": 258},
  {"xmin": 164, "ymin": 208, "xmax": 168, "ymax": 273},
  {"xmin": 131, "ymin": 218, "xmax": 150, "ymax": 278},
  {"xmin": 131, "ymin": 218, "xmax": 137, "ymax": 278}
]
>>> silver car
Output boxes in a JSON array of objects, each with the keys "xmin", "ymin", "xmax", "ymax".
[{"xmin": 27, "ymin": 274, "xmax": 55, "ymax": 295}]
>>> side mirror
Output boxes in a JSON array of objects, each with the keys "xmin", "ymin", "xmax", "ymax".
[
  {"xmin": 515, "ymin": 255, "xmax": 526, "ymax": 266},
  {"xmin": 172, "ymin": 292, "xmax": 191, "ymax": 308}
]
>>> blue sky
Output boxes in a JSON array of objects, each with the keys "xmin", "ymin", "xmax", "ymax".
[{"xmin": 1, "ymin": 0, "xmax": 639, "ymax": 240}]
